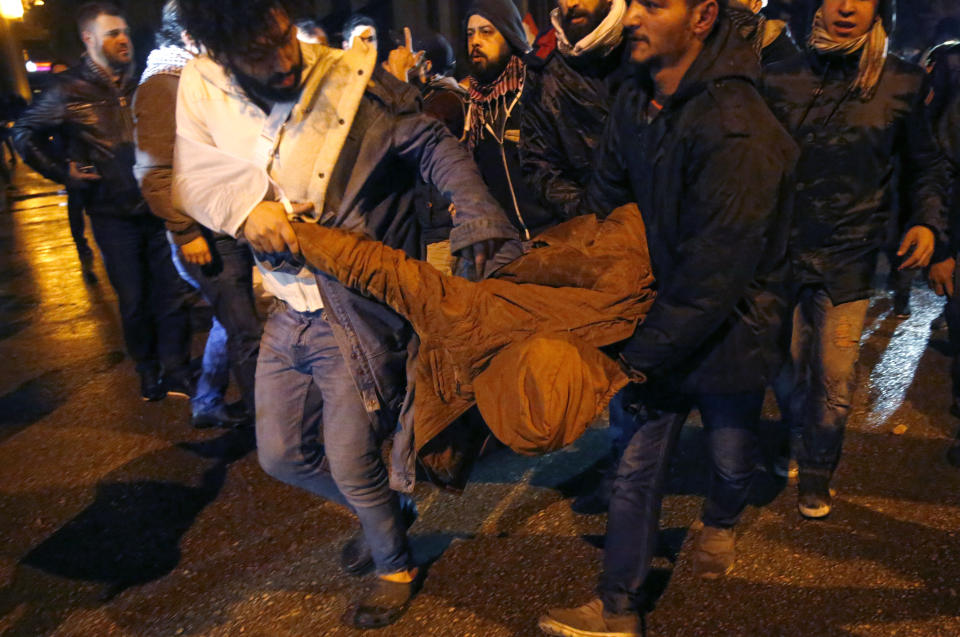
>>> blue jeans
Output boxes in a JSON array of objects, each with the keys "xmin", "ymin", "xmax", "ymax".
[
  {"xmin": 170, "ymin": 233, "xmax": 260, "ymax": 414},
  {"xmin": 600, "ymin": 386, "xmax": 764, "ymax": 614},
  {"xmin": 88, "ymin": 213, "xmax": 191, "ymax": 376},
  {"xmin": 779, "ymin": 286, "xmax": 869, "ymax": 476},
  {"xmin": 255, "ymin": 306, "xmax": 412, "ymax": 574}
]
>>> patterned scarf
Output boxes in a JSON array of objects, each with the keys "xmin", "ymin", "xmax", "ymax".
[
  {"xmin": 139, "ymin": 45, "xmax": 196, "ymax": 85},
  {"xmin": 808, "ymin": 7, "xmax": 888, "ymax": 101},
  {"xmin": 465, "ymin": 55, "xmax": 526, "ymax": 150},
  {"xmin": 551, "ymin": 0, "xmax": 626, "ymax": 60}
]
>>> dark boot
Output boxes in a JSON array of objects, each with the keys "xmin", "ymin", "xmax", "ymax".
[
  {"xmin": 340, "ymin": 497, "xmax": 418, "ymax": 576},
  {"xmin": 346, "ymin": 570, "xmax": 422, "ymax": 630}
]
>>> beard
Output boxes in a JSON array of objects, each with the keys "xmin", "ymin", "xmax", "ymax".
[
  {"xmin": 562, "ymin": 1, "xmax": 612, "ymax": 44},
  {"xmin": 468, "ymin": 50, "xmax": 510, "ymax": 85},
  {"xmin": 231, "ymin": 65, "xmax": 303, "ymax": 104}
]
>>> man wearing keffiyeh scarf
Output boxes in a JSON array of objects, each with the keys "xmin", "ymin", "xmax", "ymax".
[
  {"xmin": 464, "ymin": 0, "xmax": 556, "ymax": 241},
  {"xmin": 764, "ymin": 0, "xmax": 950, "ymax": 522}
]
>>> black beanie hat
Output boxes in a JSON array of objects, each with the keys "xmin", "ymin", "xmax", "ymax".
[{"xmin": 465, "ymin": 0, "xmax": 531, "ymax": 56}]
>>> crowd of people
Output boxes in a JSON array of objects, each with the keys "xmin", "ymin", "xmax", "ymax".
[{"xmin": 6, "ymin": 0, "xmax": 960, "ymax": 634}]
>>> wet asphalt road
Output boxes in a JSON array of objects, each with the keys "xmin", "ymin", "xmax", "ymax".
[{"xmin": 1, "ymin": 166, "xmax": 959, "ymax": 637}]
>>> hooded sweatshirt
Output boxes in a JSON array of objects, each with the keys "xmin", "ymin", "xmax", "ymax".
[{"xmin": 465, "ymin": 0, "xmax": 557, "ymax": 239}]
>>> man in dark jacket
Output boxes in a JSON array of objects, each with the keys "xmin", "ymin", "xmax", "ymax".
[
  {"xmin": 764, "ymin": 0, "xmax": 949, "ymax": 519},
  {"xmin": 133, "ymin": 0, "xmax": 260, "ymax": 429},
  {"xmin": 539, "ymin": 1, "xmax": 797, "ymax": 634},
  {"xmin": 520, "ymin": 0, "xmax": 627, "ymax": 222},
  {"xmin": 464, "ymin": 0, "xmax": 556, "ymax": 241},
  {"xmin": 174, "ymin": 0, "xmax": 517, "ymax": 629},
  {"xmin": 923, "ymin": 41, "xmax": 960, "ymax": 466},
  {"xmin": 12, "ymin": 1, "xmax": 192, "ymax": 402}
]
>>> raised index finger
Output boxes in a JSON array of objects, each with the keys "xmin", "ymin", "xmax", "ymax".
[{"xmin": 404, "ymin": 27, "xmax": 413, "ymax": 51}]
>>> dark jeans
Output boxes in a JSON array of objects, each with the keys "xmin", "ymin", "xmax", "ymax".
[
  {"xmin": 600, "ymin": 386, "xmax": 764, "ymax": 614},
  {"xmin": 67, "ymin": 186, "xmax": 91, "ymax": 258},
  {"xmin": 171, "ymin": 233, "xmax": 261, "ymax": 413},
  {"xmin": 945, "ymin": 255, "xmax": 960, "ymax": 407},
  {"xmin": 88, "ymin": 213, "xmax": 191, "ymax": 376}
]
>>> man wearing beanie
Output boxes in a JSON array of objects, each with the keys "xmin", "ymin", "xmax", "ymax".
[
  {"xmin": 765, "ymin": 0, "xmax": 949, "ymax": 520},
  {"xmin": 464, "ymin": 0, "xmax": 558, "ymax": 243}
]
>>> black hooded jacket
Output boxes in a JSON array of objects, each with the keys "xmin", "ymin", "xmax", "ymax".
[
  {"xmin": 465, "ymin": 0, "xmax": 558, "ymax": 239},
  {"xmin": 12, "ymin": 57, "xmax": 145, "ymax": 216},
  {"xmin": 584, "ymin": 15, "xmax": 799, "ymax": 394},
  {"xmin": 926, "ymin": 41, "xmax": 960, "ymax": 252},
  {"xmin": 520, "ymin": 33, "xmax": 627, "ymax": 221}
]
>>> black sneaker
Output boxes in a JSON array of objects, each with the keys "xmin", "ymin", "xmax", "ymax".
[
  {"xmin": 345, "ymin": 570, "xmax": 423, "ymax": 630},
  {"xmin": 798, "ymin": 471, "xmax": 832, "ymax": 519},
  {"xmin": 140, "ymin": 368, "xmax": 166, "ymax": 402},
  {"xmin": 163, "ymin": 373, "xmax": 195, "ymax": 399},
  {"xmin": 191, "ymin": 402, "xmax": 251, "ymax": 429}
]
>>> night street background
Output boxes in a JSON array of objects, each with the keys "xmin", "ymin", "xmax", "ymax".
[{"xmin": 1, "ymin": 162, "xmax": 959, "ymax": 635}]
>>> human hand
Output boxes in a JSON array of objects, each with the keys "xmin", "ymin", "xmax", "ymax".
[
  {"xmin": 68, "ymin": 160, "xmax": 101, "ymax": 183},
  {"xmin": 461, "ymin": 238, "xmax": 505, "ymax": 280},
  {"xmin": 240, "ymin": 200, "xmax": 314, "ymax": 254},
  {"xmin": 382, "ymin": 27, "xmax": 424, "ymax": 83},
  {"xmin": 180, "ymin": 235, "xmax": 213, "ymax": 266},
  {"xmin": 898, "ymin": 225, "xmax": 936, "ymax": 270},
  {"xmin": 929, "ymin": 257, "xmax": 956, "ymax": 297}
]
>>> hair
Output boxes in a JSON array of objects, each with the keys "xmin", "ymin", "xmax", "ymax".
[
  {"xmin": 76, "ymin": 1, "xmax": 124, "ymax": 37},
  {"xmin": 415, "ymin": 32, "xmax": 455, "ymax": 76},
  {"xmin": 177, "ymin": 0, "xmax": 310, "ymax": 63},
  {"xmin": 295, "ymin": 17, "xmax": 322, "ymax": 32},
  {"xmin": 342, "ymin": 14, "xmax": 376, "ymax": 41},
  {"xmin": 157, "ymin": 0, "xmax": 184, "ymax": 48}
]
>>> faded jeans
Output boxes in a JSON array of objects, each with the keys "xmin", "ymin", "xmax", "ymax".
[
  {"xmin": 779, "ymin": 286, "xmax": 870, "ymax": 476},
  {"xmin": 255, "ymin": 306, "xmax": 412, "ymax": 574}
]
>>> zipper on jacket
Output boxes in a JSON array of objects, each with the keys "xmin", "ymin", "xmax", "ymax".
[{"xmin": 499, "ymin": 142, "xmax": 530, "ymax": 241}]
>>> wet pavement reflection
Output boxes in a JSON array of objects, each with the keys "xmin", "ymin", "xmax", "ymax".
[{"xmin": 1, "ymin": 166, "xmax": 959, "ymax": 636}]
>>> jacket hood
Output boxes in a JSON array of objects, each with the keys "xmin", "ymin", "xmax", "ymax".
[
  {"xmin": 465, "ymin": 0, "xmax": 532, "ymax": 56},
  {"xmin": 671, "ymin": 11, "xmax": 760, "ymax": 105}
]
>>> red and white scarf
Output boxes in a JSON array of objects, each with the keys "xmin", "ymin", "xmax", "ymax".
[{"xmin": 464, "ymin": 55, "xmax": 526, "ymax": 149}]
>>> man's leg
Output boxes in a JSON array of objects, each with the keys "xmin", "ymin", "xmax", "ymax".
[
  {"xmin": 185, "ymin": 236, "xmax": 261, "ymax": 414},
  {"xmin": 797, "ymin": 288, "xmax": 869, "ymax": 517},
  {"xmin": 771, "ymin": 301, "xmax": 806, "ymax": 481},
  {"xmin": 692, "ymin": 390, "xmax": 765, "ymax": 578},
  {"xmin": 66, "ymin": 187, "xmax": 94, "ymax": 270},
  {"xmin": 88, "ymin": 214, "xmax": 162, "ymax": 398},
  {"xmin": 539, "ymin": 390, "xmax": 686, "ymax": 636},
  {"xmin": 145, "ymin": 217, "xmax": 193, "ymax": 391}
]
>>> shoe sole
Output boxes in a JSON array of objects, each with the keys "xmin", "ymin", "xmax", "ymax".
[
  {"xmin": 165, "ymin": 390, "xmax": 191, "ymax": 399},
  {"xmin": 538, "ymin": 617, "xmax": 638, "ymax": 637},
  {"xmin": 697, "ymin": 562, "xmax": 734, "ymax": 580},
  {"xmin": 798, "ymin": 503, "xmax": 831, "ymax": 519}
]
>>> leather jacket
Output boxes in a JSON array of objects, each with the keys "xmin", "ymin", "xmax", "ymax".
[{"xmin": 12, "ymin": 56, "xmax": 145, "ymax": 216}]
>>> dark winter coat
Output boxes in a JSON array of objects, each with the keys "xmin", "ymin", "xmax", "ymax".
[
  {"xmin": 12, "ymin": 57, "xmax": 145, "ymax": 216},
  {"xmin": 764, "ymin": 50, "xmax": 950, "ymax": 304},
  {"xmin": 584, "ymin": 15, "xmax": 799, "ymax": 394},
  {"xmin": 520, "ymin": 41, "xmax": 626, "ymax": 221},
  {"xmin": 926, "ymin": 42, "xmax": 960, "ymax": 251}
]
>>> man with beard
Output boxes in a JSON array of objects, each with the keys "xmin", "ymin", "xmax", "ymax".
[
  {"xmin": 12, "ymin": 2, "xmax": 193, "ymax": 402},
  {"xmin": 173, "ymin": 0, "xmax": 516, "ymax": 629},
  {"xmin": 520, "ymin": 0, "xmax": 627, "ymax": 223},
  {"xmin": 465, "ymin": 0, "xmax": 557, "ymax": 241},
  {"xmin": 538, "ymin": 0, "xmax": 798, "ymax": 633},
  {"xmin": 764, "ymin": 0, "xmax": 948, "ymax": 519}
]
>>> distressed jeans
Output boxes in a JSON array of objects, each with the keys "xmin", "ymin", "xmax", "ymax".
[
  {"xmin": 599, "ymin": 386, "xmax": 765, "ymax": 614},
  {"xmin": 254, "ymin": 306, "xmax": 412, "ymax": 574},
  {"xmin": 780, "ymin": 286, "xmax": 870, "ymax": 476}
]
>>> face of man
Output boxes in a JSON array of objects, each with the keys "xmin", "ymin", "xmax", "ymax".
[
  {"xmin": 821, "ymin": 0, "xmax": 879, "ymax": 41},
  {"xmin": 559, "ymin": 0, "xmax": 613, "ymax": 44},
  {"xmin": 344, "ymin": 25, "xmax": 377, "ymax": 50},
  {"xmin": 622, "ymin": 0, "xmax": 713, "ymax": 68},
  {"xmin": 229, "ymin": 9, "xmax": 303, "ymax": 103},
  {"xmin": 466, "ymin": 14, "xmax": 512, "ymax": 84},
  {"xmin": 82, "ymin": 14, "xmax": 133, "ymax": 71}
]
